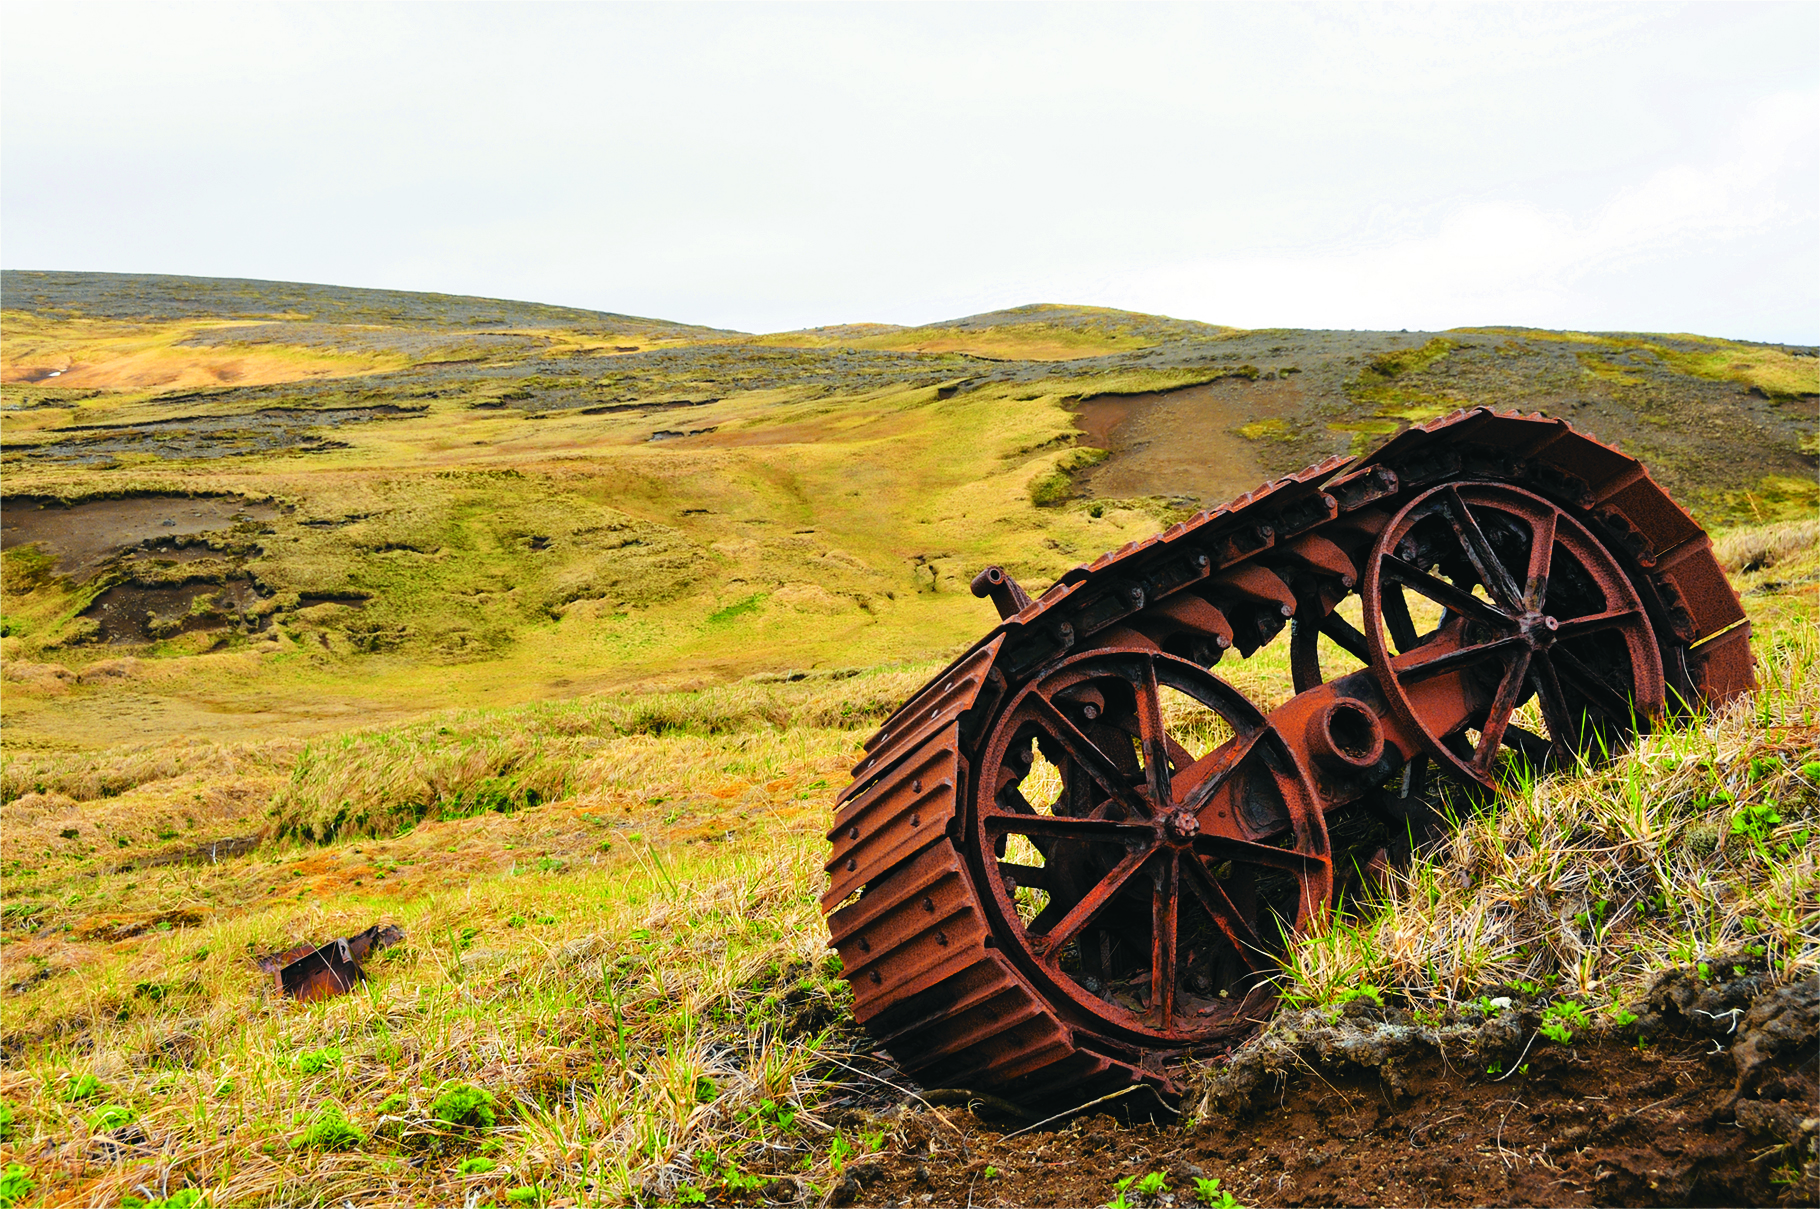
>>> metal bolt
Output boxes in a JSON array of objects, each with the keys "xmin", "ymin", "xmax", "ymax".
[
  {"xmin": 846, "ymin": 858, "xmax": 857, "ymax": 872},
  {"xmin": 848, "ymin": 826, "xmax": 859, "ymax": 840},
  {"xmin": 922, "ymin": 897, "xmax": 935, "ymax": 913}
]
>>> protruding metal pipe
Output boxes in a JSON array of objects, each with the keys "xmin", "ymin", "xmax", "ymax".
[{"xmin": 971, "ymin": 565, "xmax": 1032, "ymax": 620}]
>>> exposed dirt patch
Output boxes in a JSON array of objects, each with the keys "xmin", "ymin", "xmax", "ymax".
[
  {"xmin": 0, "ymin": 494, "xmax": 277, "ymax": 578},
  {"xmin": 827, "ymin": 971, "xmax": 1816, "ymax": 1208},
  {"xmin": 81, "ymin": 577, "xmax": 268, "ymax": 643},
  {"xmin": 9, "ymin": 404, "xmax": 422, "ymax": 464},
  {"xmin": 1073, "ymin": 379, "xmax": 1304, "ymax": 507}
]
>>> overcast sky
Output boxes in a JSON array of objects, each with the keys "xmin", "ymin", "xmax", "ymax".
[{"xmin": 3, "ymin": 2, "xmax": 1816, "ymax": 340}]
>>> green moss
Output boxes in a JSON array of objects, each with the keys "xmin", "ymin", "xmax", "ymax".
[
  {"xmin": 707, "ymin": 594, "xmax": 765, "ymax": 625},
  {"xmin": 430, "ymin": 1084, "xmax": 498, "ymax": 1130},
  {"xmin": 1029, "ymin": 447, "xmax": 1110, "ymax": 507},
  {"xmin": 1700, "ymin": 473, "xmax": 1820, "ymax": 527},
  {"xmin": 299, "ymin": 1104, "xmax": 364, "ymax": 1151},
  {"xmin": 1365, "ymin": 338, "xmax": 1457, "ymax": 379},
  {"xmin": 1237, "ymin": 418, "xmax": 1293, "ymax": 441},
  {"xmin": 1327, "ymin": 418, "xmax": 1402, "ymax": 457}
]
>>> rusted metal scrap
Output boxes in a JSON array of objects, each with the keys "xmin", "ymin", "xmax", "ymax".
[
  {"xmin": 821, "ymin": 408, "xmax": 1755, "ymax": 1108},
  {"xmin": 258, "ymin": 923, "xmax": 404, "ymax": 1002}
]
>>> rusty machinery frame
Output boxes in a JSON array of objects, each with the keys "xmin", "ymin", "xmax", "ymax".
[{"xmin": 820, "ymin": 409, "xmax": 1755, "ymax": 1106}]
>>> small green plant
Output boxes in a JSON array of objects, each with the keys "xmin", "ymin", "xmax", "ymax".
[
  {"xmin": 1485, "ymin": 1060, "xmax": 1503, "ymax": 1075},
  {"xmin": 1730, "ymin": 802, "xmax": 1783, "ymax": 847},
  {"xmin": 674, "ymin": 1186, "xmax": 706, "ymax": 1206},
  {"xmin": 860, "ymin": 1128, "xmax": 886, "ymax": 1152},
  {"xmin": 718, "ymin": 1163, "xmax": 765, "ymax": 1193},
  {"xmin": 984, "ymin": 1165, "xmax": 1001, "ymax": 1180},
  {"xmin": 1539, "ymin": 1000, "xmax": 1590, "ymax": 1044},
  {"xmin": 430, "ymin": 1083, "xmax": 498, "ymax": 1130},
  {"xmin": 1609, "ymin": 1007, "xmax": 1639, "ymax": 1029},
  {"xmin": 828, "ymin": 1135, "xmax": 857, "ymax": 1171},
  {"xmin": 299, "ymin": 1105, "xmax": 364, "ymax": 1150},
  {"xmin": 1331, "ymin": 983, "xmax": 1384, "ymax": 1008},
  {"xmin": 505, "ymin": 1187, "xmax": 544, "ymax": 1205},
  {"xmin": 88, "ymin": 1103, "xmax": 137, "ymax": 1131},
  {"xmin": 64, "ymin": 1073, "xmax": 103, "ymax": 1102},
  {"xmin": 0, "ymin": 1102, "xmax": 13, "ymax": 1142},
  {"xmin": 0, "ymin": 1164, "xmax": 33, "ymax": 1209},
  {"xmin": 456, "ymin": 1156, "xmax": 497, "ymax": 1175},
  {"xmin": 294, "ymin": 1045, "xmax": 343, "ymax": 1074},
  {"xmin": 1193, "ymin": 1176, "xmax": 1242, "ymax": 1208},
  {"xmin": 377, "ymin": 1092, "xmax": 409, "ymax": 1114},
  {"xmin": 742, "ymin": 1098, "xmax": 796, "ymax": 1133},
  {"xmin": 1106, "ymin": 1191, "xmax": 1132, "ymax": 1209},
  {"xmin": 1135, "ymin": 1171, "xmax": 1169, "ymax": 1196},
  {"xmin": 122, "ymin": 1189, "xmax": 206, "ymax": 1209}
]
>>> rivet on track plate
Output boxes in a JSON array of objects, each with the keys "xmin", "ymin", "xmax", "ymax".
[
  {"xmin": 936, "ymin": 930, "xmax": 948, "ymax": 946},
  {"xmin": 846, "ymin": 858, "xmax": 857, "ymax": 872},
  {"xmin": 848, "ymin": 826, "xmax": 859, "ymax": 840},
  {"xmin": 911, "ymin": 814, "xmax": 921, "ymax": 827},
  {"xmin": 859, "ymin": 937, "xmax": 871, "ymax": 952},
  {"xmin": 922, "ymin": 897, "xmax": 935, "ymax": 912},
  {"xmin": 869, "ymin": 970, "xmax": 881, "ymax": 984},
  {"xmin": 913, "ymin": 779, "xmax": 923, "ymax": 792}
]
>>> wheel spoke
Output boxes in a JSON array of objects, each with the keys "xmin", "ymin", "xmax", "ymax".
[
  {"xmin": 1395, "ymin": 633, "xmax": 1526, "ymax": 685},
  {"xmin": 1174, "ymin": 725, "xmax": 1267, "ymax": 814},
  {"xmin": 1026, "ymin": 694, "xmax": 1153, "ymax": 818},
  {"xmin": 1554, "ymin": 607, "xmax": 1644, "ymax": 640},
  {"xmin": 1134, "ymin": 658, "xmax": 1175, "ymax": 809},
  {"xmin": 1529, "ymin": 655, "xmax": 1580, "ymax": 765},
  {"xmin": 1523, "ymin": 509, "xmax": 1557, "ymax": 610},
  {"xmin": 1150, "ymin": 852, "xmax": 1180, "ymax": 1023},
  {"xmin": 1441, "ymin": 487, "xmax": 1523, "ymax": 612},
  {"xmin": 1503, "ymin": 723, "xmax": 1554, "ymax": 765},
  {"xmin": 1383, "ymin": 555, "xmax": 1511, "ymax": 627},
  {"xmin": 1320, "ymin": 610, "xmax": 1371, "ymax": 663},
  {"xmin": 983, "ymin": 813, "xmax": 1150, "ymax": 843},
  {"xmin": 997, "ymin": 862, "xmax": 1050, "ymax": 890},
  {"xmin": 1037, "ymin": 844, "xmax": 1152, "ymax": 955},
  {"xmin": 1382, "ymin": 581, "xmax": 1421, "ymax": 654},
  {"xmin": 1552, "ymin": 647, "xmax": 1639, "ymax": 724},
  {"xmin": 1470, "ymin": 649, "xmax": 1533, "ymax": 775},
  {"xmin": 1181, "ymin": 858, "xmax": 1268, "ymax": 970},
  {"xmin": 1192, "ymin": 834, "xmax": 1323, "ymax": 875}
]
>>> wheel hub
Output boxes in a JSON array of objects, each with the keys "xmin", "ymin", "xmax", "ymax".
[
  {"xmin": 1519, "ymin": 611, "xmax": 1559, "ymax": 648},
  {"xmin": 1163, "ymin": 809, "xmax": 1201, "ymax": 843}
]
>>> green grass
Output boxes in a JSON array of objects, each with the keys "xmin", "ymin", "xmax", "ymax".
[{"xmin": 1, "ymin": 524, "xmax": 1810, "ymax": 1205}]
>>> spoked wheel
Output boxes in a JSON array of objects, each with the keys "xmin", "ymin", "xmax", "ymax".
[
  {"xmin": 972, "ymin": 648, "xmax": 1332, "ymax": 1045},
  {"xmin": 1361, "ymin": 482, "xmax": 1666, "ymax": 787}
]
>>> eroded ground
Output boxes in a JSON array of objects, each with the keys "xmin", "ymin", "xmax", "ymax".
[{"xmin": 824, "ymin": 973, "xmax": 1816, "ymax": 1209}]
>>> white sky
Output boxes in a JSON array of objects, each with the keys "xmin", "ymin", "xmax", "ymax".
[{"xmin": 3, "ymin": 2, "xmax": 1816, "ymax": 341}]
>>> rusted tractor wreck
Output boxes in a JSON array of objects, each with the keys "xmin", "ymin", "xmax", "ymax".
[{"xmin": 821, "ymin": 408, "xmax": 1755, "ymax": 1106}]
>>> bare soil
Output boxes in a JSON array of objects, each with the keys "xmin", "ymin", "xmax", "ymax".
[
  {"xmin": 1073, "ymin": 379, "xmax": 1305, "ymax": 506},
  {"xmin": 817, "ymin": 972, "xmax": 1816, "ymax": 1208},
  {"xmin": 0, "ymin": 493, "xmax": 277, "ymax": 578}
]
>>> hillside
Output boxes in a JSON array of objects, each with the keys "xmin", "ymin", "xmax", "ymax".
[
  {"xmin": 2, "ymin": 272, "xmax": 1814, "ymax": 754},
  {"xmin": 0, "ymin": 273, "xmax": 1815, "ymax": 1208}
]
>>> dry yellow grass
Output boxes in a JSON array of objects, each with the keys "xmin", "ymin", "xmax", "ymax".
[{"xmin": 0, "ymin": 525, "xmax": 1813, "ymax": 1207}]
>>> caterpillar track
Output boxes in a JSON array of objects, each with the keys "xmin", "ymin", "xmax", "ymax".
[{"xmin": 822, "ymin": 408, "xmax": 1755, "ymax": 1107}]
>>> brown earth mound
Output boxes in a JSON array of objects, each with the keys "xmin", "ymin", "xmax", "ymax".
[{"xmin": 818, "ymin": 970, "xmax": 1816, "ymax": 1208}]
